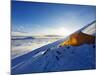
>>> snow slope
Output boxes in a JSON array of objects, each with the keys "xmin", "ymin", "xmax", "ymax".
[
  {"xmin": 11, "ymin": 21, "xmax": 96, "ymax": 74},
  {"xmin": 82, "ymin": 21, "xmax": 96, "ymax": 35}
]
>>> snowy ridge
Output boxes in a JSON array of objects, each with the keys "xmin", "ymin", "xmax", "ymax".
[
  {"xmin": 11, "ymin": 20, "xmax": 96, "ymax": 74},
  {"xmin": 82, "ymin": 21, "xmax": 96, "ymax": 35}
]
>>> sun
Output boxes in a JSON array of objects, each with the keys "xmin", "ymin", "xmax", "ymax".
[{"xmin": 57, "ymin": 27, "xmax": 70, "ymax": 36}]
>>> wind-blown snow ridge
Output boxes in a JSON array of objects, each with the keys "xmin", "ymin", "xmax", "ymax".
[{"xmin": 82, "ymin": 20, "xmax": 96, "ymax": 35}]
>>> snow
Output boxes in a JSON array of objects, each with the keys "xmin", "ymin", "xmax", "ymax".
[
  {"xmin": 82, "ymin": 21, "xmax": 96, "ymax": 35},
  {"xmin": 11, "ymin": 21, "xmax": 96, "ymax": 74},
  {"xmin": 11, "ymin": 43, "xmax": 95, "ymax": 74}
]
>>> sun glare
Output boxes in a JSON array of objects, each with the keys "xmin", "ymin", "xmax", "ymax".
[{"xmin": 57, "ymin": 27, "xmax": 70, "ymax": 36}]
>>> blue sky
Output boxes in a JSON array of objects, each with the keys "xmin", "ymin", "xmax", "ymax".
[{"xmin": 12, "ymin": 1, "xmax": 96, "ymax": 36}]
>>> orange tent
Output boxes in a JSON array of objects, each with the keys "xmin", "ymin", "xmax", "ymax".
[{"xmin": 60, "ymin": 32, "xmax": 95, "ymax": 46}]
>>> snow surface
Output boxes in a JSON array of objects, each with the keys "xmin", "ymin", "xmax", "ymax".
[
  {"xmin": 82, "ymin": 21, "xmax": 96, "ymax": 35},
  {"xmin": 11, "ymin": 21, "xmax": 96, "ymax": 74}
]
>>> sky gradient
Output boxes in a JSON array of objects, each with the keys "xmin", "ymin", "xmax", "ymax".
[{"xmin": 11, "ymin": 1, "xmax": 96, "ymax": 36}]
